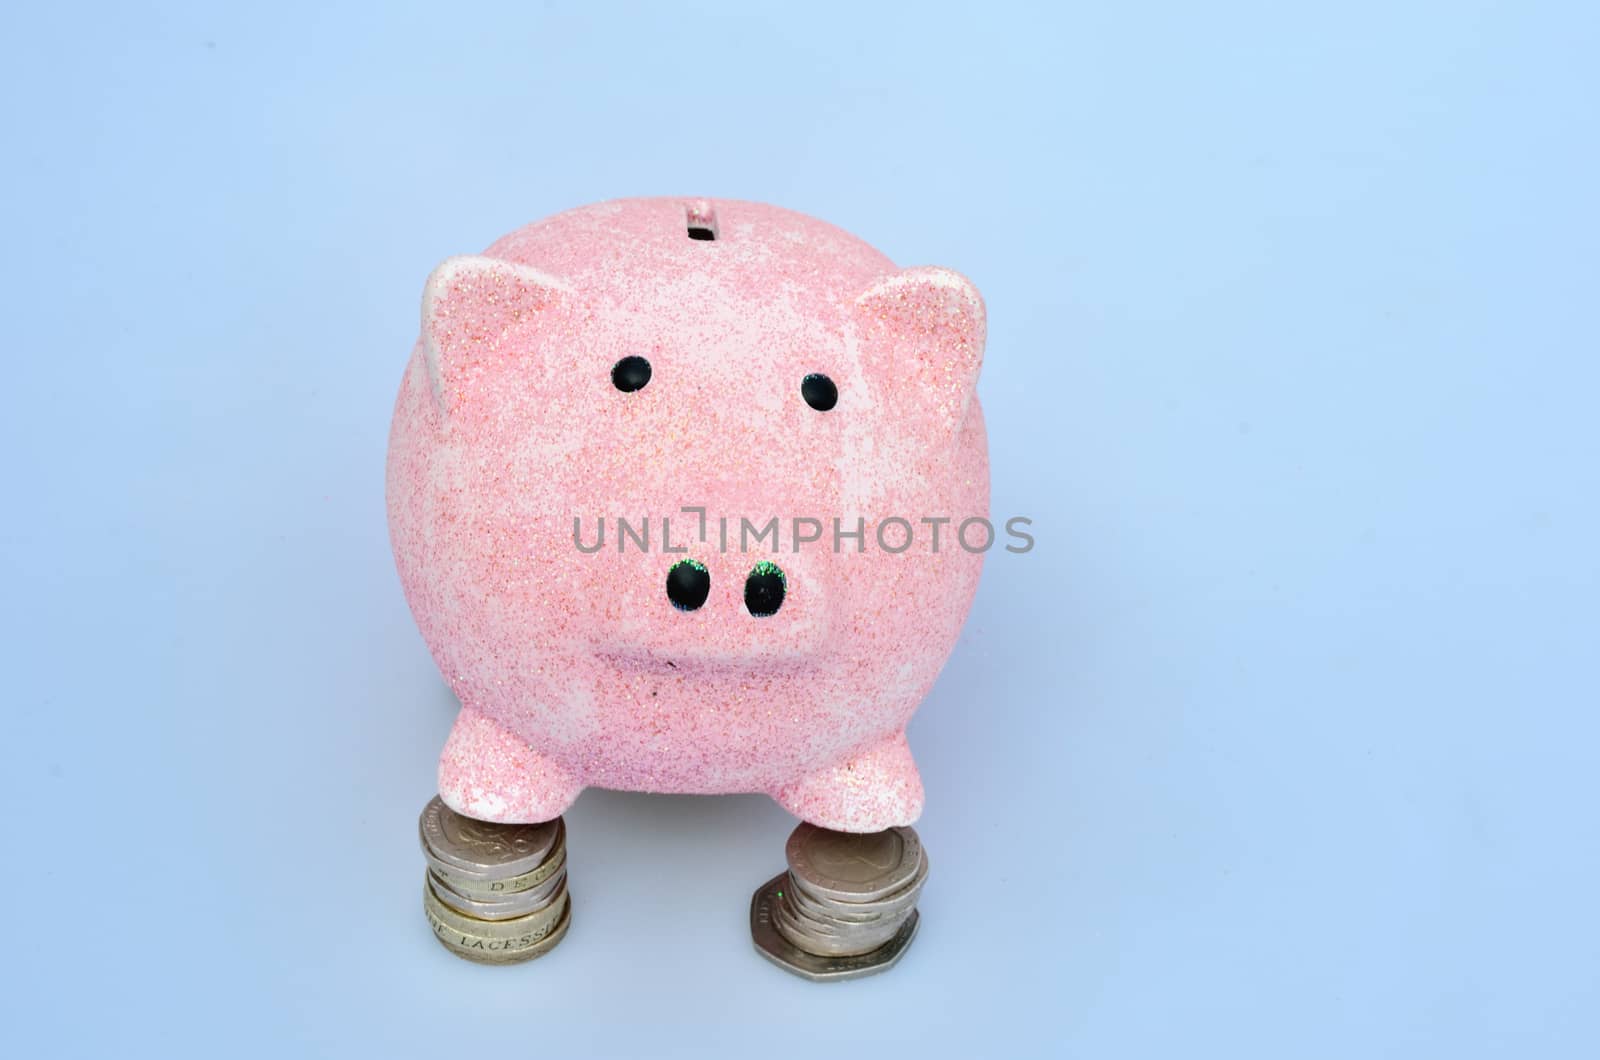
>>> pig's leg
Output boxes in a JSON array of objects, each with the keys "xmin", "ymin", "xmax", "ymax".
[
  {"xmin": 772, "ymin": 731, "xmax": 925, "ymax": 832},
  {"xmin": 437, "ymin": 707, "xmax": 582, "ymax": 823}
]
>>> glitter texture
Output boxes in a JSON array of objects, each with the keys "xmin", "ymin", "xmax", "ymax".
[
  {"xmin": 749, "ymin": 560, "xmax": 786, "ymax": 584},
  {"xmin": 386, "ymin": 197, "xmax": 988, "ymax": 832}
]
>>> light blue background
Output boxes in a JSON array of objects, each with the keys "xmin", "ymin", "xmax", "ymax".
[{"xmin": 2, "ymin": 1, "xmax": 1595, "ymax": 1056}]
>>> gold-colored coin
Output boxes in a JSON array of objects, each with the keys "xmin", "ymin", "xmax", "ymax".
[
  {"xmin": 432, "ymin": 900, "xmax": 573, "ymax": 966},
  {"xmin": 422, "ymin": 874, "xmax": 571, "ymax": 963}
]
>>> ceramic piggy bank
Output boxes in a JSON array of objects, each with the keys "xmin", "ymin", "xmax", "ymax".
[{"xmin": 387, "ymin": 198, "xmax": 987, "ymax": 832}]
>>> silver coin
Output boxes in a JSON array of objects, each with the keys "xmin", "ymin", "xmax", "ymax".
[
  {"xmin": 780, "ymin": 890, "xmax": 921, "ymax": 947},
  {"xmin": 788, "ymin": 848, "xmax": 928, "ymax": 919},
  {"xmin": 772, "ymin": 897, "xmax": 846, "ymax": 950},
  {"xmin": 424, "ymin": 827, "xmax": 567, "ymax": 892},
  {"xmin": 750, "ymin": 873, "xmax": 919, "ymax": 982},
  {"xmin": 433, "ymin": 858, "xmax": 568, "ymax": 906},
  {"xmin": 785, "ymin": 823, "xmax": 922, "ymax": 903},
  {"xmin": 773, "ymin": 892, "xmax": 911, "ymax": 957},
  {"xmin": 426, "ymin": 839, "xmax": 566, "ymax": 891},
  {"xmin": 783, "ymin": 877, "xmax": 888, "ymax": 924},
  {"xmin": 773, "ymin": 893, "xmax": 850, "ymax": 938},
  {"xmin": 786, "ymin": 917, "xmax": 910, "ymax": 958},
  {"xmin": 419, "ymin": 797, "xmax": 560, "ymax": 876},
  {"xmin": 778, "ymin": 877, "xmax": 912, "ymax": 939},
  {"xmin": 429, "ymin": 868, "xmax": 567, "ymax": 921}
]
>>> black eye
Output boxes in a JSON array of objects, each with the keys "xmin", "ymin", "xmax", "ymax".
[
  {"xmin": 801, "ymin": 373, "xmax": 837, "ymax": 411},
  {"xmin": 666, "ymin": 559, "xmax": 710, "ymax": 611},
  {"xmin": 744, "ymin": 561, "xmax": 786, "ymax": 617},
  {"xmin": 612, "ymin": 356, "xmax": 652, "ymax": 392}
]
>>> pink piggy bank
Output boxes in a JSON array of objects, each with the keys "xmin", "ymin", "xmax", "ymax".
[{"xmin": 387, "ymin": 198, "xmax": 988, "ymax": 832}]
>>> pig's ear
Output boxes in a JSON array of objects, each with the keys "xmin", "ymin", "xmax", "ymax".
[
  {"xmin": 421, "ymin": 255, "xmax": 569, "ymax": 413},
  {"xmin": 852, "ymin": 266, "xmax": 986, "ymax": 439}
]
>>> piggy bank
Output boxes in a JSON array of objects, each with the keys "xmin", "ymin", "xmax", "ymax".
[{"xmin": 387, "ymin": 198, "xmax": 987, "ymax": 832}]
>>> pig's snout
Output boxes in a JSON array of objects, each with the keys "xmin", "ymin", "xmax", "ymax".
[{"xmin": 593, "ymin": 548, "xmax": 832, "ymax": 670}]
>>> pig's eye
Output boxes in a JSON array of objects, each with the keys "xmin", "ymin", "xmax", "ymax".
[
  {"xmin": 801, "ymin": 373, "xmax": 838, "ymax": 411},
  {"xmin": 612, "ymin": 356, "xmax": 652, "ymax": 392}
]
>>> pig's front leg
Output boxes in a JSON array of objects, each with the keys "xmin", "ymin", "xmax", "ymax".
[
  {"xmin": 437, "ymin": 708, "xmax": 582, "ymax": 823},
  {"xmin": 772, "ymin": 731, "xmax": 924, "ymax": 832}
]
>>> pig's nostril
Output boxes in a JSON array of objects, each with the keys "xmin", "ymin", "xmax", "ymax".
[
  {"xmin": 744, "ymin": 561, "xmax": 786, "ymax": 617},
  {"xmin": 666, "ymin": 559, "xmax": 710, "ymax": 611}
]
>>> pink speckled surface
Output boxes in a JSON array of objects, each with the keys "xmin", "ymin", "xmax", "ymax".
[{"xmin": 386, "ymin": 198, "xmax": 988, "ymax": 831}]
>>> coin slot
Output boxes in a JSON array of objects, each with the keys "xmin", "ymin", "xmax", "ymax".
[{"xmin": 685, "ymin": 200, "xmax": 719, "ymax": 241}]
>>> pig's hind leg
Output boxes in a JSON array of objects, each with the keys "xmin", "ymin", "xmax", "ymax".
[
  {"xmin": 437, "ymin": 707, "xmax": 582, "ymax": 823},
  {"xmin": 771, "ymin": 731, "xmax": 924, "ymax": 832}
]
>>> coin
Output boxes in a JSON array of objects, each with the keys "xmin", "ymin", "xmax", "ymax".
[
  {"xmin": 430, "ymin": 894, "xmax": 574, "ymax": 966},
  {"xmin": 419, "ymin": 796, "xmax": 560, "ymax": 876},
  {"xmin": 785, "ymin": 874, "xmax": 901, "ymax": 924},
  {"xmin": 427, "ymin": 841, "xmax": 567, "ymax": 896},
  {"xmin": 424, "ymin": 873, "xmax": 569, "ymax": 938},
  {"xmin": 772, "ymin": 894, "xmax": 846, "ymax": 939},
  {"xmin": 759, "ymin": 821, "xmax": 932, "ymax": 969},
  {"xmin": 429, "ymin": 867, "xmax": 568, "ymax": 921},
  {"xmin": 785, "ymin": 823, "xmax": 922, "ymax": 903},
  {"xmin": 423, "ymin": 874, "xmax": 570, "ymax": 958},
  {"xmin": 773, "ymin": 890, "xmax": 909, "ymax": 954},
  {"xmin": 772, "ymin": 900, "xmax": 845, "ymax": 953},
  {"xmin": 751, "ymin": 872, "xmax": 919, "ymax": 982},
  {"xmin": 780, "ymin": 916, "xmax": 908, "ymax": 958},
  {"xmin": 790, "ymin": 848, "xmax": 929, "ymax": 920},
  {"xmin": 434, "ymin": 860, "xmax": 567, "ymax": 905}
]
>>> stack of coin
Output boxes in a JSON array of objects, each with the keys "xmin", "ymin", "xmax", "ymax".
[
  {"xmin": 771, "ymin": 822, "xmax": 928, "ymax": 958},
  {"xmin": 417, "ymin": 796, "xmax": 571, "ymax": 964}
]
